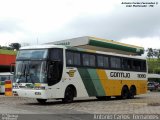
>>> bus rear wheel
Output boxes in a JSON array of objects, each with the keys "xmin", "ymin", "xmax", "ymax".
[
  {"xmin": 128, "ymin": 86, "xmax": 136, "ymax": 99},
  {"xmin": 37, "ymin": 99, "xmax": 47, "ymax": 104},
  {"xmin": 62, "ymin": 86, "xmax": 74, "ymax": 103},
  {"xmin": 121, "ymin": 86, "xmax": 129, "ymax": 99}
]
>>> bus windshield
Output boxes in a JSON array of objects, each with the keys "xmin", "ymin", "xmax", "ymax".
[
  {"xmin": 15, "ymin": 61, "xmax": 47, "ymax": 83},
  {"xmin": 17, "ymin": 49, "xmax": 48, "ymax": 60}
]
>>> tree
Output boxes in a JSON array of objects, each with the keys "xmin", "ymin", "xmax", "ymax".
[
  {"xmin": 146, "ymin": 48, "xmax": 154, "ymax": 59},
  {"xmin": 153, "ymin": 49, "xmax": 160, "ymax": 59},
  {"xmin": 9, "ymin": 43, "xmax": 21, "ymax": 50},
  {"xmin": 146, "ymin": 48, "xmax": 160, "ymax": 74}
]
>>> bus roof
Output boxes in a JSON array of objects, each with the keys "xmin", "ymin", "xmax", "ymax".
[
  {"xmin": 47, "ymin": 36, "xmax": 144, "ymax": 55},
  {"xmin": 20, "ymin": 44, "xmax": 145, "ymax": 60},
  {"xmin": 20, "ymin": 44, "xmax": 65, "ymax": 50}
]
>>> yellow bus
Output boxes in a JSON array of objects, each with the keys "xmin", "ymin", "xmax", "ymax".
[{"xmin": 13, "ymin": 44, "xmax": 147, "ymax": 104}]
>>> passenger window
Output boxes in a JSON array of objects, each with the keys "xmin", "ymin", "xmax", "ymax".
[
  {"xmin": 133, "ymin": 60, "xmax": 141, "ymax": 70},
  {"xmin": 122, "ymin": 58, "xmax": 132, "ymax": 70},
  {"xmin": 83, "ymin": 54, "xmax": 90, "ymax": 66},
  {"xmin": 90, "ymin": 55, "xmax": 95, "ymax": 67},
  {"xmin": 110, "ymin": 57, "xmax": 121, "ymax": 69},
  {"xmin": 74, "ymin": 53, "xmax": 81, "ymax": 65},
  {"xmin": 66, "ymin": 52, "xmax": 74, "ymax": 65},
  {"xmin": 141, "ymin": 61, "xmax": 146, "ymax": 71},
  {"xmin": 97, "ymin": 56, "xmax": 104, "ymax": 67},
  {"xmin": 97, "ymin": 56, "xmax": 109, "ymax": 68},
  {"xmin": 82, "ymin": 54, "xmax": 95, "ymax": 67},
  {"xmin": 104, "ymin": 57, "xmax": 109, "ymax": 68}
]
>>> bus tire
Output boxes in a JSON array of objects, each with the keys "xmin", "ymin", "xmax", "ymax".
[
  {"xmin": 37, "ymin": 99, "xmax": 47, "ymax": 104},
  {"xmin": 62, "ymin": 86, "xmax": 74, "ymax": 103},
  {"xmin": 129, "ymin": 86, "xmax": 136, "ymax": 99},
  {"xmin": 121, "ymin": 86, "xmax": 129, "ymax": 99}
]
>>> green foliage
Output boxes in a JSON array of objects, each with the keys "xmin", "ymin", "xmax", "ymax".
[
  {"xmin": 9, "ymin": 43, "xmax": 21, "ymax": 50},
  {"xmin": 146, "ymin": 48, "xmax": 154, "ymax": 58},
  {"xmin": 146, "ymin": 48, "xmax": 160, "ymax": 74},
  {"xmin": 0, "ymin": 45, "xmax": 13, "ymax": 50},
  {"xmin": 146, "ymin": 48, "xmax": 160, "ymax": 59},
  {"xmin": 147, "ymin": 58, "xmax": 160, "ymax": 74}
]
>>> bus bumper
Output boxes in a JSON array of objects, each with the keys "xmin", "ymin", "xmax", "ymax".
[{"xmin": 13, "ymin": 89, "xmax": 48, "ymax": 99}]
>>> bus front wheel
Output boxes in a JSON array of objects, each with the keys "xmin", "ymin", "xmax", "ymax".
[
  {"xmin": 62, "ymin": 86, "xmax": 74, "ymax": 103},
  {"xmin": 36, "ymin": 99, "xmax": 47, "ymax": 104}
]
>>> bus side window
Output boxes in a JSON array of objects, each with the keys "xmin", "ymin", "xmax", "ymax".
[
  {"xmin": 66, "ymin": 51, "xmax": 81, "ymax": 66},
  {"xmin": 82, "ymin": 54, "xmax": 95, "ymax": 67},
  {"xmin": 90, "ymin": 55, "xmax": 95, "ymax": 67},
  {"xmin": 66, "ymin": 51, "xmax": 74, "ymax": 65},
  {"xmin": 97, "ymin": 56, "xmax": 109, "ymax": 68},
  {"xmin": 50, "ymin": 48, "xmax": 63, "ymax": 62},
  {"xmin": 141, "ymin": 60, "xmax": 146, "ymax": 71},
  {"xmin": 73, "ymin": 53, "xmax": 81, "ymax": 66},
  {"xmin": 83, "ymin": 54, "xmax": 90, "ymax": 66},
  {"xmin": 133, "ymin": 60, "xmax": 141, "ymax": 71},
  {"xmin": 122, "ymin": 58, "xmax": 132, "ymax": 70},
  {"xmin": 110, "ymin": 57, "xmax": 121, "ymax": 69},
  {"xmin": 97, "ymin": 56, "xmax": 104, "ymax": 67}
]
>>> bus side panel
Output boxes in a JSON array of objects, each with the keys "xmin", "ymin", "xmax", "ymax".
[
  {"xmin": 78, "ymin": 68, "xmax": 108, "ymax": 97},
  {"xmin": 136, "ymin": 80, "xmax": 147, "ymax": 95},
  {"xmin": 60, "ymin": 68, "xmax": 147, "ymax": 98},
  {"xmin": 56, "ymin": 68, "xmax": 89, "ymax": 98},
  {"xmin": 96, "ymin": 69, "xmax": 118, "ymax": 96},
  {"xmin": 77, "ymin": 68, "xmax": 97, "ymax": 96},
  {"xmin": 97, "ymin": 70, "xmax": 147, "ymax": 96}
]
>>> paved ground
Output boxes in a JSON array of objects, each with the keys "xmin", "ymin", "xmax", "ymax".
[{"xmin": 0, "ymin": 91, "xmax": 160, "ymax": 120}]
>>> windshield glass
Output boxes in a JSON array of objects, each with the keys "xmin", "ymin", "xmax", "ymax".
[
  {"xmin": 15, "ymin": 61, "xmax": 47, "ymax": 83},
  {"xmin": 17, "ymin": 49, "xmax": 48, "ymax": 60}
]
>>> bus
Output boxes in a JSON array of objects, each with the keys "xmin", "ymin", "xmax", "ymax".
[
  {"xmin": 0, "ymin": 72, "xmax": 13, "ymax": 93},
  {"xmin": 13, "ymin": 44, "xmax": 147, "ymax": 103}
]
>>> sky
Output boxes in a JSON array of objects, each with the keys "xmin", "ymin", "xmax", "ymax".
[{"xmin": 0, "ymin": 0, "xmax": 159, "ymax": 50}]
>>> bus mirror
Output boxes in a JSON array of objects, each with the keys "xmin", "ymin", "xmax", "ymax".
[{"xmin": 10, "ymin": 63, "xmax": 15, "ymax": 74}]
